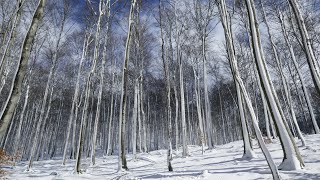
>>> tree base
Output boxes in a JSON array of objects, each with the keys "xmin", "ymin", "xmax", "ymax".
[
  {"xmin": 278, "ymin": 157, "xmax": 302, "ymax": 171},
  {"xmin": 241, "ymin": 149, "xmax": 257, "ymax": 160}
]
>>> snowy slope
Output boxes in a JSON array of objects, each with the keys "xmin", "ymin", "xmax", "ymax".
[{"xmin": 5, "ymin": 134, "xmax": 320, "ymax": 180}]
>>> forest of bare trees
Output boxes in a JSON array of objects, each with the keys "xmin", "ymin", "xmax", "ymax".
[{"xmin": 0, "ymin": 0, "xmax": 320, "ymax": 178}]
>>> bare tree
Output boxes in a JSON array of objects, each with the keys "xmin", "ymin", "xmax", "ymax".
[
  {"xmin": 0, "ymin": 0, "xmax": 46, "ymax": 145},
  {"xmin": 118, "ymin": 0, "xmax": 137, "ymax": 171}
]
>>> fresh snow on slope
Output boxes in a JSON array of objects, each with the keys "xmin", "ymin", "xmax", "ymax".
[{"xmin": 5, "ymin": 134, "xmax": 320, "ymax": 179}]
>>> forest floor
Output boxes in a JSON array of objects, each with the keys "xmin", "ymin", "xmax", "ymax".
[{"xmin": 4, "ymin": 134, "xmax": 320, "ymax": 179}]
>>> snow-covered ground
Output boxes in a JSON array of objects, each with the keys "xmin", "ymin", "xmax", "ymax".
[{"xmin": 5, "ymin": 134, "xmax": 320, "ymax": 179}]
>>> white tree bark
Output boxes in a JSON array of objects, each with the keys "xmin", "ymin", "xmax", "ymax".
[
  {"xmin": 137, "ymin": 84, "xmax": 142, "ymax": 152},
  {"xmin": 0, "ymin": 0, "xmax": 23, "ymax": 94},
  {"xmin": 159, "ymin": 0, "xmax": 173, "ymax": 171},
  {"xmin": 192, "ymin": 66, "xmax": 204, "ymax": 154},
  {"xmin": 245, "ymin": 0, "xmax": 304, "ymax": 170},
  {"xmin": 75, "ymin": 0, "xmax": 104, "ymax": 172},
  {"xmin": 62, "ymin": 32, "xmax": 90, "ymax": 165},
  {"xmin": 288, "ymin": 0, "xmax": 320, "ymax": 95},
  {"xmin": 106, "ymin": 70, "xmax": 115, "ymax": 156},
  {"xmin": 91, "ymin": 0, "xmax": 110, "ymax": 165},
  {"xmin": 179, "ymin": 54, "xmax": 188, "ymax": 157},
  {"xmin": 132, "ymin": 79, "xmax": 138, "ymax": 159},
  {"xmin": 27, "ymin": 2, "xmax": 66, "ymax": 169},
  {"xmin": 261, "ymin": 2, "xmax": 305, "ymax": 146},
  {"xmin": 0, "ymin": 0, "xmax": 46, "ymax": 142},
  {"xmin": 277, "ymin": 9, "xmax": 320, "ymax": 134},
  {"xmin": 217, "ymin": 1, "xmax": 280, "ymax": 178},
  {"xmin": 118, "ymin": 0, "xmax": 137, "ymax": 171}
]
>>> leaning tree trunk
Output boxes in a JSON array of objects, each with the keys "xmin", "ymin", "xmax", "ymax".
[
  {"xmin": 217, "ymin": 1, "xmax": 280, "ymax": 178},
  {"xmin": 245, "ymin": 0, "xmax": 304, "ymax": 170},
  {"xmin": 0, "ymin": 0, "xmax": 23, "ymax": 94},
  {"xmin": 0, "ymin": 0, "xmax": 46, "ymax": 143},
  {"xmin": 276, "ymin": 8, "xmax": 320, "ymax": 134},
  {"xmin": 261, "ymin": 2, "xmax": 305, "ymax": 146},
  {"xmin": 27, "ymin": 2, "xmax": 66, "ymax": 169},
  {"xmin": 288, "ymin": 0, "xmax": 320, "ymax": 95}
]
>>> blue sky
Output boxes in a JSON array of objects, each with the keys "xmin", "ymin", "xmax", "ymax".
[{"xmin": 69, "ymin": 0, "xmax": 160, "ymax": 26}]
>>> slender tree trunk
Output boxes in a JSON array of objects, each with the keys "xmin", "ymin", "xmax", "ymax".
[
  {"xmin": 140, "ymin": 81, "xmax": 147, "ymax": 153},
  {"xmin": 288, "ymin": 0, "xmax": 320, "ymax": 95},
  {"xmin": 13, "ymin": 84, "xmax": 29, "ymax": 153},
  {"xmin": 0, "ymin": 0, "xmax": 23, "ymax": 93},
  {"xmin": 0, "ymin": 0, "xmax": 46, "ymax": 142},
  {"xmin": 75, "ymin": 0, "xmax": 104, "ymax": 172},
  {"xmin": 62, "ymin": 33, "xmax": 90, "ymax": 165},
  {"xmin": 106, "ymin": 72, "xmax": 115, "ymax": 156},
  {"xmin": 245, "ymin": 0, "xmax": 304, "ymax": 170},
  {"xmin": 179, "ymin": 54, "xmax": 188, "ymax": 157},
  {"xmin": 27, "ymin": 2, "xmax": 66, "ymax": 169},
  {"xmin": 91, "ymin": 0, "xmax": 110, "ymax": 165},
  {"xmin": 137, "ymin": 84, "xmax": 142, "ymax": 153},
  {"xmin": 277, "ymin": 9, "xmax": 320, "ymax": 134},
  {"xmin": 132, "ymin": 79, "xmax": 138, "ymax": 159},
  {"xmin": 118, "ymin": 0, "xmax": 137, "ymax": 171},
  {"xmin": 173, "ymin": 80, "xmax": 179, "ymax": 151},
  {"xmin": 159, "ymin": 0, "xmax": 173, "ymax": 171},
  {"xmin": 217, "ymin": 1, "xmax": 280, "ymax": 178},
  {"xmin": 193, "ymin": 66, "xmax": 205, "ymax": 154},
  {"xmin": 261, "ymin": 2, "xmax": 305, "ymax": 146}
]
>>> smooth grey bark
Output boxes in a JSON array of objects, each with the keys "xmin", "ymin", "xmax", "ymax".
[
  {"xmin": 0, "ymin": 0, "xmax": 46, "ymax": 142},
  {"xmin": 0, "ymin": 0, "xmax": 23, "ymax": 94}
]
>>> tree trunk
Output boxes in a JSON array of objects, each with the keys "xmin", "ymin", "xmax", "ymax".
[
  {"xmin": 245, "ymin": 0, "xmax": 304, "ymax": 170},
  {"xmin": 261, "ymin": 2, "xmax": 305, "ymax": 146},
  {"xmin": 91, "ymin": 0, "xmax": 110, "ymax": 165},
  {"xmin": 179, "ymin": 54, "xmax": 188, "ymax": 157},
  {"xmin": 118, "ymin": 0, "xmax": 137, "ymax": 171},
  {"xmin": 288, "ymin": 0, "xmax": 320, "ymax": 95},
  {"xmin": 277, "ymin": 8, "xmax": 320, "ymax": 134},
  {"xmin": 62, "ymin": 33, "xmax": 90, "ymax": 165},
  {"xmin": 217, "ymin": 1, "xmax": 280, "ymax": 178},
  {"xmin": 0, "ymin": 0, "xmax": 46, "ymax": 142},
  {"xmin": 159, "ymin": 0, "xmax": 173, "ymax": 171},
  {"xmin": 193, "ymin": 65, "xmax": 205, "ymax": 154},
  {"xmin": 132, "ymin": 79, "xmax": 138, "ymax": 159}
]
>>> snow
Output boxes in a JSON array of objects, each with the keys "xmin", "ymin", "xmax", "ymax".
[{"xmin": 5, "ymin": 134, "xmax": 320, "ymax": 179}]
